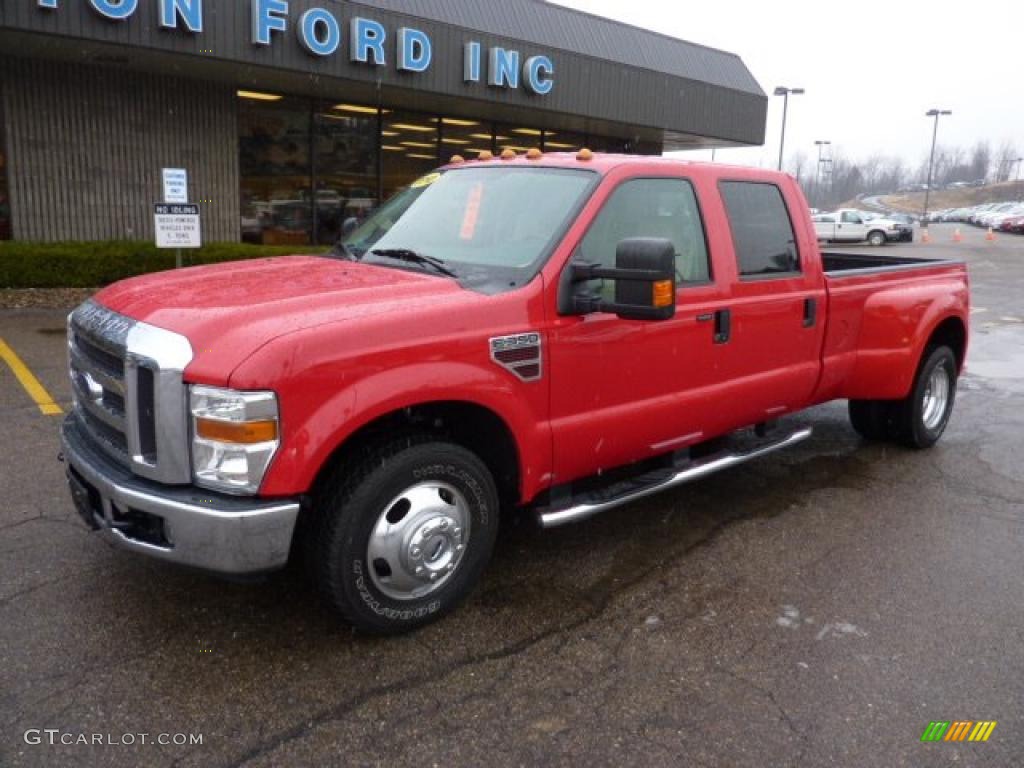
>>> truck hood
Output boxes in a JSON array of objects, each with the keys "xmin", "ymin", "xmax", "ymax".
[{"xmin": 94, "ymin": 256, "xmax": 468, "ymax": 385}]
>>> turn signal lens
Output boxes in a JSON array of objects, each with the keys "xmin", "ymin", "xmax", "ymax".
[
  {"xmin": 195, "ymin": 418, "xmax": 278, "ymax": 444},
  {"xmin": 652, "ymin": 280, "xmax": 675, "ymax": 308}
]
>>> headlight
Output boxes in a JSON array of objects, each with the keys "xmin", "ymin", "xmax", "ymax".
[{"xmin": 189, "ymin": 385, "xmax": 280, "ymax": 494}]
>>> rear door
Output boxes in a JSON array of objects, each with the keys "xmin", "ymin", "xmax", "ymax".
[
  {"xmin": 813, "ymin": 214, "xmax": 837, "ymax": 241},
  {"xmin": 711, "ymin": 179, "xmax": 826, "ymax": 427}
]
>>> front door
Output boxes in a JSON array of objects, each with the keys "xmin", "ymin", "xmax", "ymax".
[{"xmin": 546, "ymin": 176, "xmax": 733, "ymax": 485}]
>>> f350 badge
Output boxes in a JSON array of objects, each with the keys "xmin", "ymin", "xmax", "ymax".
[{"xmin": 489, "ymin": 333, "xmax": 542, "ymax": 382}]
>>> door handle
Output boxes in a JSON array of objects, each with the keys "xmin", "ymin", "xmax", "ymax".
[
  {"xmin": 803, "ymin": 298, "xmax": 817, "ymax": 328},
  {"xmin": 714, "ymin": 309, "xmax": 731, "ymax": 344}
]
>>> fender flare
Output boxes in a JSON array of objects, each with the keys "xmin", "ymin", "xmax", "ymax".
[{"xmin": 260, "ymin": 361, "xmax": 550, "ymax": 500}]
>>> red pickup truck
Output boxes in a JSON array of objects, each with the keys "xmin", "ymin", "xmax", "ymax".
[{"xmin": 61, "ymin": 152, "xmax": 969, "ymax": 633}]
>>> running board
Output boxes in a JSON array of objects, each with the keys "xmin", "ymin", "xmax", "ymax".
[{"xmin": 537, "ymin": 427, "xmax": 814, "ymax": 529}]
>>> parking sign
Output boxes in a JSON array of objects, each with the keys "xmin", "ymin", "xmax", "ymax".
[
  {"xmin": 154, "ymin": 203, "xmax": 201, "ymax": 249},
  {"xmin": 162, "ymin": 168, "xmax": 188, "ymax": 204}
]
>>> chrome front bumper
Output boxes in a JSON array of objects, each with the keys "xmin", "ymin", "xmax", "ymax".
[{"xmin": 61, "ymin": 415, "xmax": 300, "ymax": 576}]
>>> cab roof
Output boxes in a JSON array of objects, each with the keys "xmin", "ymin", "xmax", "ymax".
[{"xmin": 441, "ymin": 151, "xmax": 790, "ymax": 180}]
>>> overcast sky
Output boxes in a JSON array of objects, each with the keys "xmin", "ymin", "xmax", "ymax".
[{"xmin": 552, "ymin": 0, "xmax": 1022, "ymax": 170}]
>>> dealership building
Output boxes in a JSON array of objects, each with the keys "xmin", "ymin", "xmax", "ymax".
[{"xmin": 0, "ymin": 0, "xmax": 766, "ymax": 245}]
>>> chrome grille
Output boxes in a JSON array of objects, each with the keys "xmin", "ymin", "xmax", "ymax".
[
  {"xmin": 67, "ymin": 300, "xmax": 194, "ymax": 485},
  {"xmin": 69, "ymin": 304, "xmax": 132, "ymax": 467}
]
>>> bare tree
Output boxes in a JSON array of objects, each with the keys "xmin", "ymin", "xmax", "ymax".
[
  {"xmin": 969, "ymin": 141, "xmax": 991, "ymax": 182},
  {"xmin": 994, "ymin": 141, "xmax": 1019, "ymax": 182},
  {"xmin": 788, "ymin": 150, "xmax": 809, "ymax": 190}
]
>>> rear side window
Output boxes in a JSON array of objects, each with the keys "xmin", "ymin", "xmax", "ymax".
[{"xmin": 720, "ymin": 182, "xmax": 800, "ymax": 277}]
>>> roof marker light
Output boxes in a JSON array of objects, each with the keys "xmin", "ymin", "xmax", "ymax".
[
  {"xmin": 526, "ymin": 148, "xmax": 543, "ymax": 160},
  {"xmin": 501, "ymin": 148, "xmax": 517, "ymax": 160},
  {"xmin": 577, "ymin": 148, "xmax": 594, "ymax": 161}
]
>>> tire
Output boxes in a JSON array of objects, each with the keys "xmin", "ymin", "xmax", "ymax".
[
  {"xmin": 848, "ymin": 399, "xmax": 892, "ymax": 441},
  {"xmin": 867, "ymin": 230, "xmax": 886, "ymax": 247},
  {"xmin": 306, "ymin": 437, "xmax": 500, "ymax": 634},
  {"xmin": 890, "ymin": 345, "xmax": 958, "ymax": 449}
]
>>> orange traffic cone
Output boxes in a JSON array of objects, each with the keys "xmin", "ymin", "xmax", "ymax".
[
  {"xmin": 986, "ymin": 227, "xmax": 996, "ymax": 242},
  {"xmin": 953, "ymin": 228, "xmax": 963, "ymax": 243},
  {"xmin": 921, "ymin": 229, "xmax": 931, "ymax": 244}
]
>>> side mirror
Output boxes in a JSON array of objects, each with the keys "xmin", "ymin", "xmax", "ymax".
[{"xmin": 560, "ymin": 238, "xmax": 676, "ymax": 321}]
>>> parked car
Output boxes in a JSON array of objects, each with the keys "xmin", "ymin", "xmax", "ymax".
[
  {"xmin": 862, "ymin": 211, "xmax": 914, "ymax": 242},
  {"xmin": 982, "ymin": 206, "xmax": 1024, "ymax": 229},
  {"xmin": 814, "ymin": 209, "xmax": 900, "ymax": 246},
  {"xmin": 61, "ymin": 154, "xmax": 969, "ymax": 633},
  {"xmin": 997, "ymin": 214, "xmax": 1024, "ymax": 234}
]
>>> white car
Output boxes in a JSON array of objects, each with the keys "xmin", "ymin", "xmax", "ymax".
[{"xmin": 813, "ymin": 209, "xmax": 900, "ymax": 246}]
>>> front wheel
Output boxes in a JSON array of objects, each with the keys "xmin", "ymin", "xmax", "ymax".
[
  {"xmin": 307, "ymin": 438, "xmax": 500, "ymax": 634},
  {"xmin": 867, "ymin": 230, "xmax": 887, "ymax": 246},
  {"xmin": 891, "ymin": 346, "xmax": 958, "ymax": 449}
]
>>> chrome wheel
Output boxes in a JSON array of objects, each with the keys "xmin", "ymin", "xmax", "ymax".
[
  {"xmin": 921, "ymin": 364, "xmax": 951, "ymax": 431},
  {"xmin": 367, "ymin": 482, "xmax": 471, "ymax": 601}
]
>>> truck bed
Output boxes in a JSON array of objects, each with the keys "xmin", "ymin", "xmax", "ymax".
[{"xmin": 822, "ymin": 251, "xmax": 964, "ymax": 277}]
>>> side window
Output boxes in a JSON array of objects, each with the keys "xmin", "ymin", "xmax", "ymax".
[
  {"xmin": 719, "ymin": 181, "xmax": 800, "ymax": 277},
  {"xmin": 841, "ymin": 211, "xmax": 862, "ymax": 224},
  {"xmin": 579, "ymin": 179, "xmax": 710, "ymax": 290}
]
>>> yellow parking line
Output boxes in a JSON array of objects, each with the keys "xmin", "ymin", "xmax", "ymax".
[{"xmin": 0, "ymin": 337, "xmax": 63, "ymax": 416}]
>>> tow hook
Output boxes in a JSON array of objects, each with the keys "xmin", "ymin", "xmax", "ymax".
[{"xmin": 57, "ymin": 451, "xmax": 65, "ymax": 464}]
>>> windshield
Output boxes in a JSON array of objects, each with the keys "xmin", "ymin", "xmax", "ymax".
[{"xmin": 341, "ymin": 166, "xmax": 596, "ymax": 290}]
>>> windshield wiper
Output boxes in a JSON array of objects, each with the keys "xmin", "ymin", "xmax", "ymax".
[
  {"xmin": 369, "ymin": 248, "xmax": 458, "ymax": 278},
  {"xmin": 331, "ymin": 241, "xmax": 360, "ymax": 261}
]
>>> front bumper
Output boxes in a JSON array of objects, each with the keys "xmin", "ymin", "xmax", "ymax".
[{"xmin": 60, "ymin": 415, "xmax": 300, "ymax": 576}]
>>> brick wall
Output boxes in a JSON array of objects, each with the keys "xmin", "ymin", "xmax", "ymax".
[{"xmin": 1, "ymin": 56, "xmax": 240, "ymax": 242}]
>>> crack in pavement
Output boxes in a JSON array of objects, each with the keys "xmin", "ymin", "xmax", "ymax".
[{"xmin": 225, "ymin": 509, "xmax": 758, "ymax": 768}]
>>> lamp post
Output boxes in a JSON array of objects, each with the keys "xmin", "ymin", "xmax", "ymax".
[
  {"xmin": 814, "ymin": 140, "xmax": 831, "ymax": 205},
  {"xmin": 922, "ymin": 109, "xmax": 952, "ymax": 223},
  {"xmin": 774, "ymin": 86, "xmax": 805, "ymax": 171},
  {"xmin": 1014, "ymin": 157, "xmax": 1024, "ymax": 202}
]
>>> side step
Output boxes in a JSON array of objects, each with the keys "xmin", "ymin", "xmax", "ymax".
[{"xmin": 537, "ymin": 426, "xmax": 813, "ymax": 529}]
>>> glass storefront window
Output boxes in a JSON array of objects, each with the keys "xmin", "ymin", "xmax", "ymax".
[
  {"xmin": 0, "ymin": 98, "xmax": 10, "ymax": 240},
  {"xmin": 239, "ymin": 95, "xmax": 312, "ymax": 245},
  {"xmin": 382, "ymin": 112, "xmax": 439, "ymax": 199},
  {"xmin": 496, "ymin": 124, "xmax": 543, "ymax": 155},
  {"xmin": 543, "ymin": 131, "xmax": 587, "ymax": 154},
  {"xmin": 235, "ymin": 92, "xmax": 656, "ymax": 246},
  {"xmin": 587, "ymin": 135, "xmax": 630, "ymax": 154},
  {"xmin": 440, "ymin": 117, "xmax": 488, "ymax": 163},
  {"xmin": 315, "ymin": 105, "xmax": 379, "ymax": 244}
]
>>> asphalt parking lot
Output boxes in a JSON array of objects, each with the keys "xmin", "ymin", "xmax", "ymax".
[{"xmin": 2, "ymin": 223, "xmax": 1023, "ymax": 767}]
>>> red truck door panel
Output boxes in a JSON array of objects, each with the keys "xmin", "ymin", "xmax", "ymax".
[
  {"xmin": 547, "ymin": 176, "xmax": 736, "ymax": 483},
  {"xmin": 711, "ymin": 179, "xmax": 826, "ymax": 426}
]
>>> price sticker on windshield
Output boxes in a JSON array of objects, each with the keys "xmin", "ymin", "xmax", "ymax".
[{"xmin": 410, "ymin": 172, "xmax": 442, "ymax": 189}]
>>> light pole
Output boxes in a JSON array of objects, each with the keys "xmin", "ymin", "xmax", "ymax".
[
  {"xmin": 922, "ymin": 109, "xmax": 951, "ymax": 223},
  {"xmin": 1014, "ymin": 157, "xmax": 1024, "ymax": 202},
  {"xmin": 814, "ymin": 140, "xmax": 831, "ymax": 206},
  {"xmin": 774, "ymin": 86, "xmax": 805, "ymax": 171}
]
